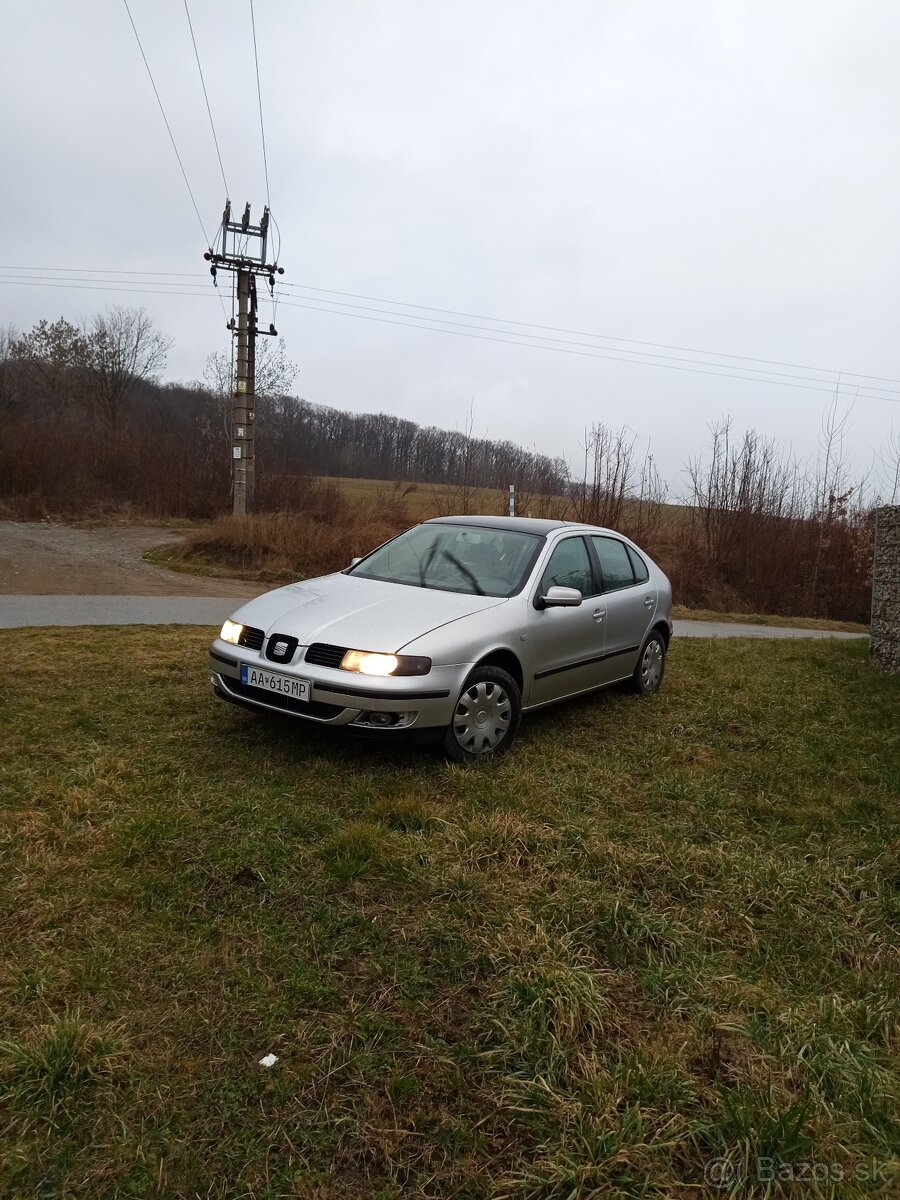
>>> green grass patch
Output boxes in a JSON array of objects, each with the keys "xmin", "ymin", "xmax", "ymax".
[{"xmin": 0, "ymin": 630, "xmax": 897, "ymax": 1197}]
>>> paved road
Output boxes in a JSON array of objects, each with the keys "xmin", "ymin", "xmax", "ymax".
[
  {"xmin": 675, "ymin": 619, "xmax": 864, "ymax": 639},
  {"xmin": 0, "ymin": 595, "xmax": 868, "ymax": 638},
  {"xmin": 0, "ymin": 596, "xmax": 242, "ymax": 628}
]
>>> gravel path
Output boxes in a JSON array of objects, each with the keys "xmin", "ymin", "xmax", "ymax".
[{"xmin": 0, "ymin": 521, "xmax": 257, "ymax": 598}]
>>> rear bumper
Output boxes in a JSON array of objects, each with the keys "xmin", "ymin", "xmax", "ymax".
[{"xmin": 209, "ymin": 639, "xmax": 465, "ymax": 731}]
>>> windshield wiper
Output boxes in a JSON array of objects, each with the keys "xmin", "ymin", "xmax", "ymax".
[
  {"xmin": 441, "ymin": 550, "xmax": 485, "ymax": 595},
  {"xmin": 419, "ymin": 542, "xmax": 438, "ymax": 588}
]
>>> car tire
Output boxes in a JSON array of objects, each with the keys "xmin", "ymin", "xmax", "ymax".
[
  {"xmin": 443, "ymin": 666, "xmax": 522, "ymax": 761},
  {"xmin": 631, "ymin": 630, "xmax": 666, "ymax": 694}
]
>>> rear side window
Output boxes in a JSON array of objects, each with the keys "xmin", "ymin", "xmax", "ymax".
[
  {"xmin": 540, "ymin": 536, "xmax": 594, "ymax": 597},
  {"xmin": 591, "ymin": 536, "xmax": 635, "ymax": 592},
  {"xmin": 626, "ymin": 545, "xmax": 650, "ymax": 584}
]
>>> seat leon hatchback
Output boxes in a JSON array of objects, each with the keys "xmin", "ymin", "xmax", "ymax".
[{"xmin": 210, "ymin": 516, "xmax": 673, "ymax": 759}]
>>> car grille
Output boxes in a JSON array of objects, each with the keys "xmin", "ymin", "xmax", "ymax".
[
  {"xmin": 225, "ymin": 677, "xmax": 345, "ymax": 720},
  {"xmin": 305, "ymin": 642, "xmax": 348, "ymax": 669},
  {"xmin": 238, "ymin": 625, "xmax": 265, "ymax": 651},
  {"xmin": 265, "ymin": 633, "xmax": 299, "ymax": 664}
]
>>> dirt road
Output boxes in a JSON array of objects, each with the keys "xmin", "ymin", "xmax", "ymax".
[{"xmin": 0, "ymin": 521, "xmax": 257, "ymax": 597}]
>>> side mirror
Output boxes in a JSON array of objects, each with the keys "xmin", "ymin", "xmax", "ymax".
[
  {"xmin": 349, "ymin": 557, "xmax": 362, "ymax": 567},
  {"xmin": 540, "ymin": 585, "xmax": 583, "ymax": 608}
]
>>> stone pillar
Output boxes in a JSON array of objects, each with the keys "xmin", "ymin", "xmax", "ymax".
[{"xmin": 871, "ymin": 505, "xmax": 900, "ymax": 674}]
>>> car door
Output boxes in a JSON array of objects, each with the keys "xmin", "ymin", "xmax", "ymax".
[
  {"xmin": 589, "ymin": 536, "xmax": 657, "ymax": 684},
  {"xmin": 525, "ymin": 535, "xmax": 607, "ymax": 707}
]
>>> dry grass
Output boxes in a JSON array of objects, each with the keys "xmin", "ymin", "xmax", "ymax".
[
  {"xmin": 152, "ymin": 489, "xmax": 870, "ymax": 633},
  {"xmin": 151, "ymin": 478, "xmax": 522, "ymax": 582}
]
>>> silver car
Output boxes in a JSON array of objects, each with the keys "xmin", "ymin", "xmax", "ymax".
[{"xmin": 209, "ymin": 516, "xmax": 673, "ymax": 759}]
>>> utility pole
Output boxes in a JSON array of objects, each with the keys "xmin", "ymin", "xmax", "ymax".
[{"xmin": 205, "ymin": 200, "xmax": 283, "ymax": 516}]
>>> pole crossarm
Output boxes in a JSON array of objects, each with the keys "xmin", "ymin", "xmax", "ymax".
[{"xmin": 205, "ymin": 200, "xmax": 283, "ymax": 274}]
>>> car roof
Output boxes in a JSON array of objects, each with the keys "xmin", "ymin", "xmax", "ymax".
[{"xmin": 423, "ymin": 514, "xmax": 618, "ymax": 537}]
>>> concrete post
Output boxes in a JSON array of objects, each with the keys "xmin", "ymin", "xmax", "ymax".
[{"xmin": 232, "ymin": 270, "xmax": 250, "ymax": 517}]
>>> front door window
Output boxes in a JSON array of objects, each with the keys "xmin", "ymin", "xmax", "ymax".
[{"xmin": 540, "ymin": 537, "xmax": 593, "ymax": 597}]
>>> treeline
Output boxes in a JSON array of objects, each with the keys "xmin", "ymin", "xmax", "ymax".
[
  {"xmin": 0, "ymin": 308, "xmax": 565, "ymax": 515},
  {"xmin": 267, "ymin": 399, "xmax": 568, "ymax": 493},
  {"xmin": 0, "ymin": 306, "xmax": 883, "ymax": 622}
]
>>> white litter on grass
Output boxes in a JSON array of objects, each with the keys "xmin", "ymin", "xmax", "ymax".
[{"xmin": 258, "ymin": 1053, "xmax": 279, "ymax": 1068}]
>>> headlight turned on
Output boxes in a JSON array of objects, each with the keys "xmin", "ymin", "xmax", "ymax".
[
  {"xmin": 220, "ymin": 619, "xmax": 244, "ymax": 645},
  {"xmin": 340, "ymin": 650, "xmax": 431, "ymax": 677}
]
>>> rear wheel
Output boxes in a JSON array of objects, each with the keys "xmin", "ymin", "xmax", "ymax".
[
  {"xmin": 443, "ymin": 666, "xmax": 522, "ymax": 761},
  {"xmin": 631, "ymin": 630, "xmax": 666, "ymax": 694}
]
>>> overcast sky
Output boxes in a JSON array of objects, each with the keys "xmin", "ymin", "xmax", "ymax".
[{"xmin": 2, "ymin": 0, "xmax": 898, "ymax": 493}]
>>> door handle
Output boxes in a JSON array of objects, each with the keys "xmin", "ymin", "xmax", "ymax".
[
  {"xmin": 593, "ymin": 609, "xmax": 605, "ymax": 622},
  {"xmin": 643, "ymin": 596, "xmax": 654, "ymax": 608}
]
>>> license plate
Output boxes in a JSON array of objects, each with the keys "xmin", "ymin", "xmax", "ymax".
[{"xmin": 240, "ymin": 664, "xmax": 311, "ymax": 702}]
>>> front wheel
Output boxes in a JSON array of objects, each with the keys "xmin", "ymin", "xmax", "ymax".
[
  {"xmin": 631, "ymin": 631, "xmax": 666, "ymax": 694},
  {"xmin": 443, "ymin": 666, "xmax": 522, "ymax": 761}
]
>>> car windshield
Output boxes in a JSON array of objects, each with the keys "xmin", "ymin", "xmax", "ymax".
[{"xmin": 349, "ymin": 523, "xmax": 544, "ymax": 597}]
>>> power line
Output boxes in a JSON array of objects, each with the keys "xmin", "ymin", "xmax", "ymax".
[
  {"xmin": 278, "ymin": 291, "xmax": 885, "ymax": 394},
  {"xmin": 183, "ymin": 0, "xmax": 230, "ymax": 198},
  {"xmin": 0, "ymin": 273, "xmax": 213, "ymax": 298},
  {"xmin": 7, "ymin": 262, "xmax": 898, "ymax": 388},
  {"xmin": 0, "ymin": 277, "xmax": 217, "ymax": 300},
  {"xmin": 276, "ymin": 295, "xmax": 900, "ymax": 403},
  {"xmin": 269, "ymin": 211, "xmax": 282, "ymax": 327},
  {"xmin": 121, "ymin": 1, "xmax": 228, "ymax": 325},
  {"xmin": 249, "ymin": 0, "xmax": 271, "ymax": 209},
  {"xmin": 282, "ymin": 280, "xmax": 900, "ymax": 389},
  {"xmin": 3, "ymin": 266, "xmax": 899, "ymax": 403},
  {"xmin": 0, "ymin": 266, "xmax": 209, "ymax": 277},
  {"xmin": 121, "ymin": 0, "xmax": 212, "ymax": 249}
]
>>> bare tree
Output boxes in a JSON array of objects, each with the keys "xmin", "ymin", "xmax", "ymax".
[
  {"xmin": 0, "ymin": 323, "xmax": 18, "ymax": 412},
  {"xmin": 878, "ymin": 423, "xmax": 900, "ymax": 505},
  {"xmin": 808, "ymin": 390, "xmax": 855, "ymax": 609},
  {"xmin": 87, "ymin": 306, "xmax": 171, "ymax": 426},
  {"xmin": 203, "ymin": 336, "xmax": 298, "ymax": 401}
]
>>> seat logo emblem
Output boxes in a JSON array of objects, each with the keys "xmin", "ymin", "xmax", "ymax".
[{"xmin": 273, "ymin": 640, "xmax": 289, "ymax": 657}]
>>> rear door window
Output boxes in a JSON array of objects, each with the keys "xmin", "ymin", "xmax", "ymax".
[
  {"xmin": 591, "ymin": 536, "xmax": 636, "ymax": 592},
  {"xmin": 626, "ymin": 545, "xmax": 650, "ymax": 584}
]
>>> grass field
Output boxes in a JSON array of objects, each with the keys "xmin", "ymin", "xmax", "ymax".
[
  {"xmin": 315, "ymin": 476, "xmax": 515, "ymax": 517},
  {"xmin": 316, "ymin": 477, "xmax": 691, "ymax": 526},
  {"xmin": 1, "ymin": 632, "xmax": 898, "ymax": 1198}
]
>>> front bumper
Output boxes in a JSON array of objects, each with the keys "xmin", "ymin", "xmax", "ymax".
[{"xmin": 209, "ymin": 638, "xmax": 466, "ymax": 730}]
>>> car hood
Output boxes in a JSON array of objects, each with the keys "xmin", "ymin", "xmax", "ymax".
[{"xmin": 229, "ymin": 572, "xmax": 508, "ymax": 653}]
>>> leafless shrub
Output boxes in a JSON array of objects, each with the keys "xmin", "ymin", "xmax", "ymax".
[
  {"xmin": 679, "ymin": 411, "xmax": 873, "ymax": 621},
  {"xmin": 571, "ymin": 423, "xmax": 667, "ymax": 542}
]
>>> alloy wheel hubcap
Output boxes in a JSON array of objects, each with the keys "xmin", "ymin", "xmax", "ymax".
[
  {"xmin": 641, "ymin": 640, "xmax": 663, "ymax": 690},
  {"xmin": 453, "ymin": 681, "xmax": 512, "ymax": 753}
]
